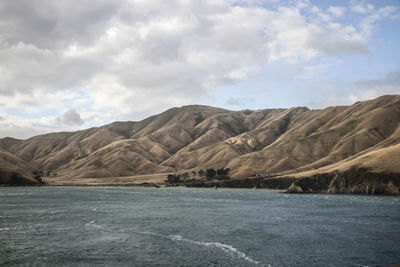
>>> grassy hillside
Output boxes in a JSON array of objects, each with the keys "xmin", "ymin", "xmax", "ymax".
[{"xmin": 1, "ymin": 95, "xmax": 399, "ymax": 187}]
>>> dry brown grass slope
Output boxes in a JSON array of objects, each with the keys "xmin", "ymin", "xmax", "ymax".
[
  {"xmin": 0, "ymin": 148, "xmax": 38, "ymax": 185},
  {"xmin": 1, "ymin": 95, "xmax": 399, "ymax": 185},
  {"xmin": 0, "ymin": 137, "xmax": 22, "ymax": 151},
  {"xmin": 228, "ymin": 95, "xmax": 400, "ymax": 177}
]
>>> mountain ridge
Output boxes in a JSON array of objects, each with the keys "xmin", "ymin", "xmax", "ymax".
[{"xmin": 1, "ymin": 95, "xmax": 399, "ymax": 189}]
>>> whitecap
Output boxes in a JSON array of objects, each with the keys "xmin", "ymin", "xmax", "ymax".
[
  {"xmin": 169, "ymin": 234, "xmax": 260, "ymax": 265},
  {"xmin": 0, "ymin": 193, "xmax": 32, "ymax": 196},
  {"xmin": 136, "ymin": 231, "xmax": 260, "ymax": 265},
  {"xmin": 85, "ymin": 221, "xmax": 103, "ymax": 230}
]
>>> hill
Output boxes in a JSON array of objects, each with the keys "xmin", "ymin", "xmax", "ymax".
[{"xmin": 1, "ymin": 95, "xmax": 399, "ymax": 192}]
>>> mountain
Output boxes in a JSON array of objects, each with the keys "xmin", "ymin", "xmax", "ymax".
[{"xmin": 1, "ymin": 95, "xmax": 399, "ymax": 191}]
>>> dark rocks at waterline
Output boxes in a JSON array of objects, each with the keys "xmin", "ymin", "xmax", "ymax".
[
  {"xmin": 184, "ymin": 177, "xmax": 296, "ymax": 189},
  {"xmin": 182, "ymin": 167, "xmax": 400, "ymax": 195},
  {"xmin": 0, "ymin": 173, "xmax": 43, "ymax": 186},
  {"xmin": 286, "ymin": 168, "xmax": 400, "ymax": 196},
  {"xmin": 139, "ymin": 182, "xmax": 161, "ymax": 188}
]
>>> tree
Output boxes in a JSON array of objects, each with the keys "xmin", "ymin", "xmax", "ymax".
[
  {"xmin": 191, "ymin": 171, "xmax": 197, "ymax": 177},
  {"xmin": 167, "ymin": 174, "xmax": 181, "ymax": 184},
  {"xmin": 206, "ymin": 168, "xmax": 216, "ymax": 179},
  {"xmin": 182, "ymin": 172, "xmax": 190, "ymax": 180},
  {"xmin": 217, "ymin": 167, "xmax": 230, "ymax": 177},
  {"xmin": 198, "ymin": 169, "xmax": 205, "ymax": 177}
]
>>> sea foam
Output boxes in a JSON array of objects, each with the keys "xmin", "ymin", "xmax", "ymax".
[{"xmin": 138, "ymin": 231, "xmax": 260, "ymax": 265}]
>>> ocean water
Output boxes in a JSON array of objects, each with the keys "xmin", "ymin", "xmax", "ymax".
[{"xmin": 0, "ymin": 187, "xmax": 399, "ymax": 267}]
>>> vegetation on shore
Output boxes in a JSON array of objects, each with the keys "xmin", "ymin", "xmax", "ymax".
[{"xmin": 165, "ymin": 167, "xmax": 231, "ymax": 185}]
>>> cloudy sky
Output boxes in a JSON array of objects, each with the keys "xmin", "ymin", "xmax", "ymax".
[{"xmin": 0, "ymin": 0, "xmax": 399, "ymax": 139}]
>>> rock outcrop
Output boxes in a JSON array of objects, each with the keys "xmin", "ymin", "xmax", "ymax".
[
  {"xmin": 287, "ymin": 183, "xmax": 304, "ymax": 193},
  {"xmin": 284, "ymin": 168, "xmax": 400, "ymax": 195}
]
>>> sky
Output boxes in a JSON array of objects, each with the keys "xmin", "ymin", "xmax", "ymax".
[{"xmin": 0, "ymin": 0, "xmax": 399, "ymax": 139}]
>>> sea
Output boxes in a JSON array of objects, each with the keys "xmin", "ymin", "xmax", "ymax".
[{"xmin": 0, "ymin": 187, "xmax": 399, "ymax": 267}]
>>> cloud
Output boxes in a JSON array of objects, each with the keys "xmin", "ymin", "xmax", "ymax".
[
  {"xmin": 353, "ymin": 71, "xmax": 400, "ymax": 94},
  {"xmin": 320, "ymin": 94, "xmax": 361, "ymax": 107},
  {"xmin": 0, "ymin": 112, "xmax": 59, "ymax": 139},
  {"xmin": 350, "ymin": 2, "xmax": 397, "ymax": 36},
  {"xmin": 224, "ymin": 97, "xmax": 254, "ymax": 107},
  {"xmin": 290, "ymin": 63, "xmax": 331, "ymax": 79},
  {"xmin": 0, "ymin": 0, "xmax": 397, "ymax": 138},
  {"xmin": 57, "ymin": 109, "xmax": 84, "ymax": 126},
  {"xmin": 321, "ymin": 70, "xmax": 400, "ymax": 108},
  {"xmin": 0, "ymin": 0, "xmax": 120, "ymax": 50},
  {"xmin": 351, "ymin": 2, "xmax": 375, "ymax": 14},
  {"xmin": 327, "ymin": 6, "xmax": 347, "ymax": 17}
]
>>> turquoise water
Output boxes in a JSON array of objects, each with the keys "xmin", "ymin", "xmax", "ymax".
[{"xmin": 0, "ymin": 187, "xmax": 399, "ymax": 266}]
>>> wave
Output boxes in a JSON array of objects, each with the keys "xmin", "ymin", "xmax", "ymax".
[
  {"xmin": 0, "ymin": 193, "xmax": 32, "ymax": 196},
  {"xmin": 85, "ymin": 220, "xmax": 104, "ymax": 230},
  {"xmin": 137, "ymin": 231, "xmax": 260, "ymax": 265}
]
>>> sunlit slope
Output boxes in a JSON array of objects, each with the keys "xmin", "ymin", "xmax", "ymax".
[{"xmin": 228, "ymin": 95, "xmax": 400, "ymax": 177}]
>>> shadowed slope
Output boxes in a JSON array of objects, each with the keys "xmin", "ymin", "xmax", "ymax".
[{"xmin": 0, "ymin": 148, "xmax": 38, "ymax": 185}]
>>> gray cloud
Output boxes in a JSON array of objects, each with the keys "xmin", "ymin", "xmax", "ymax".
[
  {"xmin": 225, "ymin": 97, "xmax": 255, "ymax": 107},
  {"xmin": 354, "ymin": 71, "xmax": 400, "ymax": 90},
  {"xmin": 309, "ymin": 36, "xmax": 370, "ymax": 55},
  {"xmin": 57, "ymin": 109, "xmax": 84, "ymax": 126},
  {"xmin": 225, "ymin": 97, "xmax": 245, "ymax": 107},
  {"xmin": 319, "ymin": 70, "xmax": 400, "ymax": 108},
  {"xmin": 0, "ymin": 0, "xmax": 120, "ymax": 50}
]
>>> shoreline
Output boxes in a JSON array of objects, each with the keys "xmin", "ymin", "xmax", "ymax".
[
  {"xmin": 2, "ymin": 167, "xmax": 399, "ymax": 196},
  {"xmin": 1, "ymin": 183, "xmax": 400, "ymax": 197}
]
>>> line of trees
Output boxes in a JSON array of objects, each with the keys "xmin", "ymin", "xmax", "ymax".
[{"xmin": 166, "ymin": 167, "xmax": 231, "ymax": 184}]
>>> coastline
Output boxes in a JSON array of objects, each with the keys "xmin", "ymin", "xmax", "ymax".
[{"xmin": 2, "ymin": 167, "xmax": 399, "ymax": 196}]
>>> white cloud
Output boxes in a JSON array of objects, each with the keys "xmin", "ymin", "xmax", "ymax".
[
  {"xmin": 327, "ymin": 6, "xmax": 347, "ymax": 17},
  {"xmin": 0, "ymin": 112, "xmax": 58, "ymax": 139},
  {"xmin": 291, "ymin": 63, "xmax": 331, "ymax": 79},
  {"xmin": 351, "ymin": 3, "xmax": 375, "ymax": 14},
  {"xmin": 350, "ymin": 3, "xmax": 397, "ymax": 37}
]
